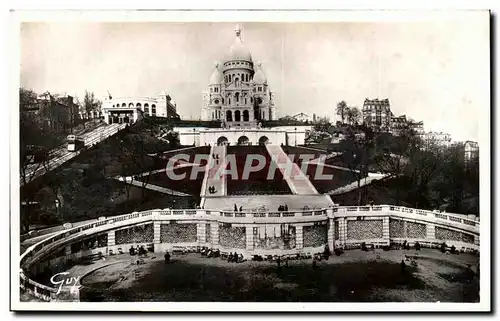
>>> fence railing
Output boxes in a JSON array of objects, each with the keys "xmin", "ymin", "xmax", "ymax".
[
  {"xmin": 22, "ymin": 204, "xmax": 479, "ymax": 243},
  {"xmin": 19, "ymin": 123, "xmax": 128, "ymax": 187},
  {"xmin": 332, "ymin": 205, "xmax": 479, "ymax": 228},
  {"xmin": 19, "ymin": 204, "xmax": 480, "ymax": 302}
]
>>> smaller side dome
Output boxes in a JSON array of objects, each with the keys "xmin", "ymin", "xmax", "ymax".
[
  {"xmin": 209, "ymin": 62, "xmax": 222, "ymax": 85},
  {"xmin": 253, "ymin": 62, "xmax": 267, "ymax": 84}
]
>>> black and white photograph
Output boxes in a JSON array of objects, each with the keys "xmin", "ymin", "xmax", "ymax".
[{"xmin": 10, "ymin": 9, "xmax": 491, "ymax": 312}]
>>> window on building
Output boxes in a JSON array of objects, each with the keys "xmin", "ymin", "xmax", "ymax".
[
  {"xmin": 144, "ymin": 104, "xmax": 149, "ymax": 114},
  {"xmin": 152, "ymin": 104, "xmax": 156, "ymax": 116},
  {"xmin": 229, "ymin": 75, "xmax": 232, "ymax": 82}
]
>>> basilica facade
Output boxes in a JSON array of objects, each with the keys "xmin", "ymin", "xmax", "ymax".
[{"xmin": 201, "ymin": 26, "xmax": 277, "ymax": 125}]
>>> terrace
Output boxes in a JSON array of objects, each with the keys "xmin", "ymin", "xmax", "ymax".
[
  {"xmin": 305, "ymin": 164, "xmax": 359, "ymax": 194},
  {"xmin": 141, "ymin": 166, "xmax": 205, "ymax": 196}
]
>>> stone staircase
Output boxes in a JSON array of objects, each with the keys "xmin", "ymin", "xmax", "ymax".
[{"xmin": 265, "ymin": 145, "xmax": 318, "ymax": 195}]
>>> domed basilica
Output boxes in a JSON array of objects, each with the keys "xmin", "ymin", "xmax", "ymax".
[{"xmin": 201, "ymin": 25, "xmax": 277, "ymax": 125}]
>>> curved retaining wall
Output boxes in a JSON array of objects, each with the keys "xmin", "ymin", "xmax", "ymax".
[{"xmin": 19, "ymin": 205, "xmax": 480, "ymax": 301}]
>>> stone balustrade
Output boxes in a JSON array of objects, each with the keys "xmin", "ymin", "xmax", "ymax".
[{"xmin": 19, "ymin": 205, "xmax": 480, "ymax": 301}]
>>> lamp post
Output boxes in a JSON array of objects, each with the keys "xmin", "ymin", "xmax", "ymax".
[{"xmin": 294, "ymin": 128, "xmax": 297, "ymax": 146}]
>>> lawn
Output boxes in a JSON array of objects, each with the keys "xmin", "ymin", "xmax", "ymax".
[{"xmin": 79, "ymin": 251, "xmax": 479, "ymax": 302}]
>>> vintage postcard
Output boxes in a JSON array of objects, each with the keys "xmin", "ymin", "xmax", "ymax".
[{"xmin": 10, "ymin": 9, "xmax": 491, "ymax": 312}]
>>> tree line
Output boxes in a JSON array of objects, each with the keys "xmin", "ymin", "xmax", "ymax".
[
  {"xmin": 19, "ymin": 88, "xmax": 102, "ymax": 185},
  {"xmin": 337, "ymin": 121, "xmax": 479, "ymax": 215},
  {"xmin": 336, "ymin": 100, "xmax": 362, "ymax": 126},
  {"xmin": 19, "ymin": 113, "xmax": 182, "ymax": 233}
]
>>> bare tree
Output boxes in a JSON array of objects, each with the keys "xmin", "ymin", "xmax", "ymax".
[
  {"xmin": 313, "ymin": 117, "xmax": 331, "ymax": 133},
  {"xmin": 373, "ymin": 122, "xmax": 421, "ymax": 205},
  {"xmin": 340, "ymin": 126, "xmax": 375, "ymax": 205},
  {"xmin": 336, "ymin": 101, "xmax": 348, "ymax": 124},
  {"xmin": 404, "ymin": 140, "xmax": 443, "ymax": 209},
  {"xmin": 346, "ymin": 107, "xmax": 361, "ymax": 126},
  {"xmin": 118, "ymin": 134, "xmax": 155, "ymax": 202},
  {"xmin": 83, "ymin": 90, "xmax": 101, "ymax": 126},
  {"xmin": 19, "ymin": 88, "xmax": 49, "ymax": 232}
]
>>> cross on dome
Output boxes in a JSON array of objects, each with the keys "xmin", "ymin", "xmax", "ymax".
[{"xmin": 235, "ymin": 24, "xmax": 241, "ymax": 38}]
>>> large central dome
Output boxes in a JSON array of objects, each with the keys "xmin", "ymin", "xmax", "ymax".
[{"xmin": 225, "ymin": 25, "xmax": 252, "ymax": 62}]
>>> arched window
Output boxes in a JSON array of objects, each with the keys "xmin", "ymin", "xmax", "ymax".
[
  {"xmin": 136, "ymin": 103, "xmax": 141, "ymax": 108},
  {"xmin": 112, "ymin": 105, "xmax": 115, "ymax": 107},
  {"xmin": 234, "ymin": 110, "xmax": 241, "ymax": 122},
  {"xmin": 122, "ymin": 103, "xmax": 126, "ymax": 107},
  {"xmin": 228, "ymin": 75, "xmax": 232, "ymax": 82},
  {"xmin": 235, "ymin": 92, "xmax": 239, "ymax": 103},
  {"xmin": 228, "ymin": 98, "xmax": 231, "ymax": 105},
  {"xmin": 243, "ymin": 110, "xmax": 249, "ymax": 122},
  {"xmin": 152, "ymin": 104, "xmax": 156, "ymax": 115},
  {"xmin": 144, "ymin": 103, "xmax": 149, "ymax": 114}
]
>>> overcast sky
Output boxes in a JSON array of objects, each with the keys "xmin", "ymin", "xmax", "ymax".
[{"xmin": 20, "ymin": 17, "xmax": 489, "ymax": 141}]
